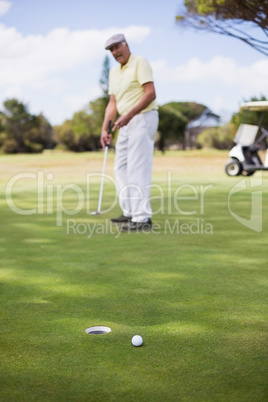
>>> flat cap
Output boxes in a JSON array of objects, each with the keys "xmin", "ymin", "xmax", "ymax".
[{"xmin": 105, "ymin": 33, "xmax": 126, "ymax": 50}]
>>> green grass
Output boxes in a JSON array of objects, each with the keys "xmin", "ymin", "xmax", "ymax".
[{"xmin": 0, "ymin": 150, "xmax": 267, "ymax": 401}]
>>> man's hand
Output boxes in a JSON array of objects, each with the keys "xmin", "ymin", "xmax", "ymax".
[
  {"xmin": 112, "ymin": 113, "xmax": 132, "ymax": 131},
  {"xmin": 100, "ymin": 96, "xmax": 117, "ymax": 148},
  {"xmin": 112, "ymin": 82, "xmax": 156, "ymax": 131},
  {"xmin": 100, "ymin": 129, "xmax": 112, "ymax": 149}
]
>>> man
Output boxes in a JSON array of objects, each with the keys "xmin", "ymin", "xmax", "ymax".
[{"xmin": 101, "ymin": 33, "xmax": 158, "ymax": 231}]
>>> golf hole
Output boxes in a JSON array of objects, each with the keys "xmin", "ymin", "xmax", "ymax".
[{"xmin": 85, "ymin": 326, "xmax": 111, "ymax": 335}]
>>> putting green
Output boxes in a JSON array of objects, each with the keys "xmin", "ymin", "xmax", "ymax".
[{"xmin": 0, "ymin": 150, "xmax": 267, "ymax": 401}]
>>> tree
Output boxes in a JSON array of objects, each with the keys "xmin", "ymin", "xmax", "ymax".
[
  {"xmin": 95, "ymin": 55, "xmax": 111, "ymax": 128},
  {"xmin": 176, "ymin": 0, "xmax": 268, "ymax": 56},
  {"xmin": 0, "ymin": 98, "xmax": 53, "ymax": 153},
  {"xmin": 88, "ymin": 97, "xmax": 110, "ymax": 134},
  {"xmin": 198, "ymin": 95, "xmax": 268, "ymax": 149},
  {"xmin": 84, "ymin": 56, "xmax": 111, "ymax": 144},
  {"xmin": 197, "ymin": 123, "xmax": 235, "ymax": 149},
  {"xmin": 164, "ymin": 101, "xmax": 206, "ymax": 121},
  {"xmin": 24, "ymin": 114, "xmax": 54, "ymax": 153},
  {"xmin": 157, "ymin": 105, "xmax": 188, "ymax": 151},
  {"xmin": 99, "ymin": 55, "xmax": 110, "ymax": 98},
  {"xmin": 54, "ymin": 111, "xmax": 99, "ymax": 152},
  {"xmin": 54, "ymin": 56, "xmax": 112, "ymax": 152}
]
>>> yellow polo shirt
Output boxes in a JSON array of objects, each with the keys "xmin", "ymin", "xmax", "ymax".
[{"xmin": 108, "ymin": 54, "xmax": 158, "ymax": 116}]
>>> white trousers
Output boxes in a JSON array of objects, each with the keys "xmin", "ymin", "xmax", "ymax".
[{"xmin": 114, "ymin": 110, "xmax": 159, "ymax": 223}]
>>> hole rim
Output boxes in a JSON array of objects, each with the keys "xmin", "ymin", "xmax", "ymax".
[{"xmin": 85, "ymin": 326, "xmax": 111, "ymax": 335}]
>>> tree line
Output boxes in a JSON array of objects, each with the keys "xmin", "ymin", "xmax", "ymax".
[
  {"xmin": 0, "ymin": 56, "xmax": 266, "ymax": 154},
  {"xmin": 1, "ymin": 95, "xmax": 266, "ymax": 155}
]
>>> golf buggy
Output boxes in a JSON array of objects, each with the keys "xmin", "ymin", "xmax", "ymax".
[{"xmin": 225, "ymin": 101, "xmax": 268, "ymax": 176}]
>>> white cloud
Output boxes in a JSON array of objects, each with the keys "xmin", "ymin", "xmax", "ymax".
[
  {"xmin": 2, "ymin": 17, "xmax": 267, "ymax": 125},
  {"xmin": 0, "ymin": 24, "xmax": 150, "ymax": 88},
  {"xmin": 152, "ymin": 56, "xmax": 268, "ymax": 94},
  {"xmin": 0, "ymin": 0, "xmax": 11, "ymax": 16},
  {"xmin": 150, "ymin": 55, "xmax": 268, "ymax": 122},
  {"xmin": 0, "ymin": 23, "xmax": 151, "ymax": 123}
]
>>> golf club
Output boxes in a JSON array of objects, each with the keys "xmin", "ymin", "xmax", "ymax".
[{"xmin": 91, "ymin": 120, "xmax": 112, "ymax": 215}]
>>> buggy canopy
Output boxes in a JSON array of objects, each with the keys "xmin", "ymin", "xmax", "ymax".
[{"xmin": 240, "ymin": 101, "xmax": 268, "ymax": 112}]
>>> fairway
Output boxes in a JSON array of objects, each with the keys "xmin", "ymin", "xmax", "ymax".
[{"xmin": 0, "ymin": 150, "xmax": 267, "ymax": 401}]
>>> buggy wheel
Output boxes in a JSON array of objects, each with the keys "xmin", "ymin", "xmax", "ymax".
[
  {"xmin": 241, "ymin": 170, "xmax": 255, "ymax": 176},
  {"xmin": 225, "ymin": 159, "xmax": 242, "ymax": 176}
]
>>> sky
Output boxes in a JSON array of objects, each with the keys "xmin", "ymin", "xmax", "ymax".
[{"xmin": 0, "ymin": 0, "xmax": 268, "ymax": 126}]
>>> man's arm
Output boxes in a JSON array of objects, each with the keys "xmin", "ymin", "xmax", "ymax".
[
  {"xmin": 101, "ymin": 95, "xmax": 117, "ymax": 149},
  {"xmin": 112, "ymin": 82, "xmax": 156, "ymax": 131}
]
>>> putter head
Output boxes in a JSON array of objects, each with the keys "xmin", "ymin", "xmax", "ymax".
[{"xmin": 90, "ymin": 211, "xmax": 100, "ymax": 215}]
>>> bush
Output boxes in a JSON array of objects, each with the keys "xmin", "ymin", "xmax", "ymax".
[
  {"xmin": 197, "ymin": 124, "xmax": 235, "ymax": 149},
  {"xmin": 2, "ymin": 139, "xmax": 19, "ymax": 154},
  {"xmin": 0, "ymin": 132, "xmax": 7, "ymax": 148},
  {"xmin": 54, "ymin": 122, "xmax": 100, "ymax": 152},
  {"xmin": 24, "ymin": 139, "xmax": 44, "ymax": 153},
  {"xmin": 0, "ymin": 99, "xmax": 54, "ymax": 153}
]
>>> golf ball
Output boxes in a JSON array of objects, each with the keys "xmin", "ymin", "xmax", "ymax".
[{"xmin": 132, "ymin": 335, "xmax": 143, "ymax": 347}]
